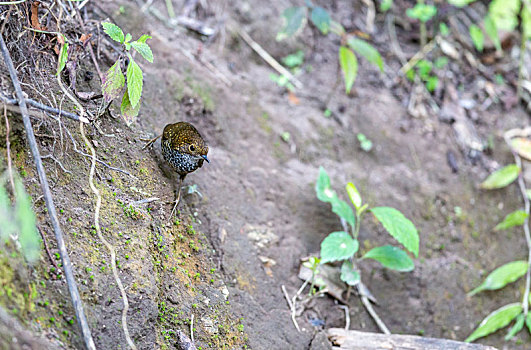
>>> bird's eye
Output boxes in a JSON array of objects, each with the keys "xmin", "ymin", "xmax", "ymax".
[{"xmin": 189, "ymin": 145, "xmax": 195, "ymax": 152}]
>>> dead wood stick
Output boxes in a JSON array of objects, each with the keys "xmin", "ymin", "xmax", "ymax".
[
  {"xmin": 0, "ymin": 32, "xmax": 96, "ymax": 350},
  {"xmin": 327, "ymin": 328, "xmax": 498, "ymax": 350},
  {"xmin": 0, "ymin": 95, "xmax": 89, "ymax": 123},
  {"xmin": 238, "ymin": 29, "xmax": 303, "ymax": 89}
]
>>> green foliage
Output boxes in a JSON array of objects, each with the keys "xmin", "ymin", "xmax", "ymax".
[
  {"xmin": 480, "ymin": 164, "xmax": 520, "ymax": 189},
  {"xmin": 379, "ymin": 0, "xmax": 393, "ymax": 12},
  {"xmin": 466, "ymin": 303, "xmax": 522, "ymax": 342},
  {"xmin": 468, "ymin": 261, "xmax": 528, "ymax": 296},
  {"xmin": 0, "ymin": 178, "xmax": 41, "ymax": 264},
  {"xmin": 282, "ymin": 50, "xmax": 305, "ymax": 68},
  {"xmin": 406, "ymin": 3, "xmax": 437, "ymax": 23},
  {"xmin": 57, "ymin": 42, "xmax": 69, "ymax": 75},
  {"xmin": 448, "ymin": 0, "xmax": 477, "ymax": 6},
  {"xmin": 370, "ymin": 207, "xmax": 419, "ymax": 257},
  {"xmin": 362, "ymin": 245, "xmax": 414, "ymax": 271},
  {"xmin": 269, "ymin": 73, "xmax": 295, "ymax": 92},
  {"xmin": 357, "ymin": 133, "xmax": 373, "ymax": 152},
  {"xmin": 505, "ymin": 313, "xmax": 525, "ymax": 340},
  {"xmin": 276, "ymin": 4, "xmax": 383, "ymax": 94},
  {"xmin": 339, "ymin": 47, "xmax": 358, "ymax": 94},
  {"xmin": 407, "ymin": 59, "xmax": 440, "ymax": 92},
  {"xmin": 101, "ymin": 22, "xmax": 153, "ymax": 125},
  {"xmin": 469, "ymin": 24, "xmax": 484, "ymax": 52},
  {"xmin": 494, "ymin": 210, "xmax": 528, "ymax": 231},
  {"xmin": 315, "ymin": 167, "xmax": 419, "ymax": 289}
]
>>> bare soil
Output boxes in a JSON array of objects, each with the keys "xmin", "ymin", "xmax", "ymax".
[{"xmin": 1, "ymin": 1, "xmax": 531, "ymax": 349}]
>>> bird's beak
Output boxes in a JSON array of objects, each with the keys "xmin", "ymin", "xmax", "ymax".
[{"xmin": 202, "ymin": 155, "xmax": 210, "ymax": 163}]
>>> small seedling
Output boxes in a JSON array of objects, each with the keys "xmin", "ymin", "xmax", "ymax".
[
  {"xmin": 101, "ymin": 22, "xmax": 154, "ymax": 124},
  {"xmin": 357, "ymin": 133, "xmax": 373, "ymax": 152}
]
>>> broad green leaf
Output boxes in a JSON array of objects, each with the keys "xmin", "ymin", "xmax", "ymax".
[
  {"xmin": 126, "ymin": 57, "xmax": 143, "ymax": 109},
  {"xmin": 0, "ymin": 185, "xmax": 15, "ymax": 241},
  {"xmin": 282, "ymin": 50, "xmax": 305, "ymax": 68},
  {"xmin": 315, "ymin": 167, "xmax": 337, "ymax": 203},
  {"xmin": 448, "ymin": 0, "xmax": 477, "ymax": 7},
  {"xmin": 346, "ymin": 182, "xmax": 362, "ymax": 210},
  {"xmin": 310, "ymin": 7, "xmax": 330, "ymax": 34},
  {"xmin": 362, "ymin": 245, "xmax": 414, "ymax": 272},
  {"xmin": 526, "ymin": 312, "xmax": 531, "ymax": 334},
  {"xmin": 489, "ymin": 0, "xmax": 519, "ymax": 31},
  {"xmin": 371, "ymin": 207, "xmax": 419, "ymax": 257},
  {"xmin": 339, "ymin": 46, "xmax": 358, "ymax": 94},
  {"xmin": 137, "ymin": 34, "xmax": 151, "ymax": 44},
  {"xmin": 101, "ymin": 60, "xmax": 125, "ymax": 103},
  {"xmin": 505, "ymin": 313, "xmax": 524, "ymax": 340},
  {"xmin": 276, "ymin": 7, "xmax": 307, "ymax": 41},
  {"xmin": 124, "ymin": 33, "xmax": 132, "ymax": 43},
  {"xmin": 425, "ymin": 76, "xmax": 438, "ymax": 92},
  {"xmin": 406, "ymin": 4, "xmax": 437, "ymax": 23},
  {"xmin": 494, "ymin": 210, "xmax": 528, "ymax": 231},
  {"xmin": 57, "ymin": 42, "xmax": 69, "ymax": 75},
  {"xmin": 14, "ymin": 179, "xmax": 40, "ymax": 263},
  {"xmin": 484, "ymin": 15, "xmax": 501, "ymax": 51},
  {"xmin": 320, "ymin": 231, "xmax": 358, "ymax": 263},
  {"xmin": 523, "ymin": 4, "xmax": 531, "ymax": 39},
  {"xmin": 480, "ymin": 164, "xmax": 520, "ymax": 189},
  {"xmin": 131, "ymin": 41, "xmax": 154, "ymax": 63},
  {"xmin": 331, "ymin": 199, "xmax": 356, "ymax": 229},
  {"xmin": 330, "ymin": 20, "xmax": 345, "ymax": 36},
  {"xmin": 468, "ymin": 260, "xmax": 528, "ymax": 296},
  {"xmin": 340, "ymin": 260, "xmax": 360, "ymax": 286},
  {"xmin": 416, "ymin": 59, "xmax": 432, "ymax": 78},
  {"xmin": 379, "ymin": 0, "xmax": 393, "ymax": 12},
  {"xmin": 102, "ymin": 22, "xmax": 124, "ymax": 43},
  {"xmin": 439, "ymin": 22, "xmax": 450, "ymax": 36},
  {"xmin": 469, "ymin": 24, "xmax": 484, "ymax": 52},
  {"xmin": 120, "ymin": 89, "xmax": 141, "ymax": 125},
  {"xmin": 347, "ymin": 38, "xmax": 383, "ymax": 72},
  {"xmin": 465, "ymin": 303, "xmax": 522, "ymax": 342}
]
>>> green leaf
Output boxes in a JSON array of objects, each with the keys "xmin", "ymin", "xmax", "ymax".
[
  {"xmin": 340, "ymin": 260, "xmax": 360, "ymax": 286},
  {"xmin": 371, "ymin": 207, "xmax": 419, "ymax": 257},
  {"xmin": 425, "ymin": 76, "xmax": 438, "ymax": 92},
  {"xmin": 505, "ymin": 313, "xmax": 524, "ymax": 340},
  {"xmin": 276, "ymin": 7, "xmax": 307, "ymax": 41},
  {"xmin": 102, "ymin": 22, "xmax": 125, "ymax": 43},
  {"xmin": 315, "ymin": 166, "xmax": 337, "ymax": 203},
  {"xmin": 484, "ymin": 15, "xmax": 501, "ymax": 51},
  {"xmin": 362, "ymin": 245, "xmax": 414, "ymax": 272},
  {"xmin": 494, "ymin": 210, "xmax": 528, "ymax": 231},
  {"xmin": 331, "ymin": 199, "xmax": 356, "ymax": 229},
  {"xmin": 14, "ymin": 179, "xmax": 40, "ymax": 263},
  {"xmin": 416, "ymin": 60, "xmax": 432, "ymax": 78},
  {"xmin": 347, "ymin": 38, "xmax": 383, "ymax": 72},
  {"xmin": 406, "ymin": 4, "xmax": 437, "ymax": 23},
  {"xmin": 101, "ymin": 60, "xmax": 125, "ymax": 103},
  {"xmin": 469, "ymin": 24, "xmax": 484, "ymax": 52},
  {"xmin": 0, "ymin": 185, "xmax": 15, "ymax": 241},
  {"xmin": 468, "ymin": 260, "xmax": 528, "ymax": 296},
  {"xmin": 439, "ymin": 22, "xmax": 450, "ymax": 36},
  {"xmin": 480, "ymin": 164, "xmax": 520, "ymax": 189},
  {"xmin": 124, "ymin": 33, "xmax": 132, "ymax": 43},
  {"xmin": 448, "ymin": 0, "xmax": 477, "ymax": 7},
  {"xmin": 320, "ymin": 231, "xmax": 358, "ymax": 264},
  {"xmin": 465, "ymin": 303, "xmax": 522, "ymax": 342},
  {"xmin": 57, "ymin": 42, "xmax": 68, "ymax": 75},
  {"xmin": 282, "ymin": 50, "xmax": 305, "ymax": 68},
  {"xmin": 523, "ymin": 4, "xmax": 531, "ymax": 39},
  {"xmin": 310, "ymin": 6, "xmax": 330, "ymax": 34},
  {"xmin": 126, "ymin": 57, "xmax": 143, "ymax": 109},
  {"xmin": 489, "ymin": 0, "xmax": 519, "ymax": 31},
  {"xmin": 346, "ymin": 182, "xmax": 362, "ymax": 210},
  {"xmin": 120, "ymin": 89, "xmax": 141, "ymax": 125},
  {"xmin": 339, "ymin": 46, "xmax": 358, "ymax": 94},
  {"xmin": 526, "ymin": 312, "xmax": 531, "ymax": 334},
  {"xmin": 379, "ymin": 0, "xmax": 393, "ymax": 12},
  {"xmin": 131, "ymin": 41, "xmax": 154, "ymax": 63},
  {"xmin": 137, "ymin": 34, "xmax": 151, "ymax": 44}
]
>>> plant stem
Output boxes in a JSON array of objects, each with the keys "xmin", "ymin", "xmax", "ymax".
[{"xmin": 517, "ymin": 32, "xmax": 527, "ymax": 100}]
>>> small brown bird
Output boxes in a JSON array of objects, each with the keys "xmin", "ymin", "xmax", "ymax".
[{"xmin": 143, "ymin": 122, "xmax": 209, "ymax": 217}]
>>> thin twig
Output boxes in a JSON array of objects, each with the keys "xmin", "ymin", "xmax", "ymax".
[
  {"xmin": 338, "ymin": 305, "xmax": 350, "ymax": 330},
  {"xmin": 238, "ymin": 29, "xmax": 303, "ymax": 89},
  {"xmin": 0, "ymin": 31, "xmax": 96, "ymax": 350},
  {"xmin": 399, "ymin": 38, "xmax": 437, "ymax": 75},
  {"xmin": 37, "ymin": 227, "xmax": 60, "ymax": 273},
  {"xmin": 190, "ymin": 313, "xmax": 195, "ymax": 343},
  {"xmin": 41, "ymin": 154, "xmax": 72, "ymax": 174},
  {"xmin": 281, "ymin": 285, "xmax": 301, "ymax": 332},
  {"xmin": 504, "ymin": 128, "xmax": 531, "ymax": 317},
  {"xmin": 3, "ymin": 104, "xmax": 15, "ymax": 194},
  {"xmin": 0, "ymin": 94, "xmax": 89, "ymax": 123},
  {"xmin": 360, "ymin": 294, "xmax": 391, "ymax": 334}
]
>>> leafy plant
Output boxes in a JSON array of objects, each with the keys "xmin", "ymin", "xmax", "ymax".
[
  {"xmin": 0, "ymin": 177, "xmax": 41, "ymax": 263},
  {"xmin": 466, "ymin": 159, "xmax": 530, "ymax": 342},
  {"xmin": 276, "ymin": 1, "xmax": 384, "ymax": 94},
  {"xmin": 406, "ymin": 59, "xmax": 444, "ymax": 92},
  {"xmin": 101, "ymin": 22, "xmax": 154, "ymax": 125},
  {"xmin": 315, "ymin": 167, "xmax": 419, "ymax": 291},
  {"xmin": 406, "ymin": 2, "xmax": 437, "ymax": 46},
  {"xmin": 357, "ymin": 133, "xmax": 373, "ymax": 152}
]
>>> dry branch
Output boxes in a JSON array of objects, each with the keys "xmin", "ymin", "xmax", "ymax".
[
  {"xmin": 327, "ymin": 329, "xmax": 498, "ymax": 350},
  {"xmin": 0, "ymin": 31, "xmax": 96, "ymax": 350}
]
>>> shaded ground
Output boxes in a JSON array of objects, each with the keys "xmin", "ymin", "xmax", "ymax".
[{"xmin": 1, "ymin": 0, "xmax": 531, "ymax": 349}]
